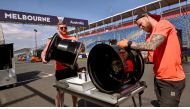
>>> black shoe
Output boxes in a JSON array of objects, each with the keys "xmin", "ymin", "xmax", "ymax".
[{"xmin": 151, "ymin": 100, "xmax": 160, "ymax": 107}]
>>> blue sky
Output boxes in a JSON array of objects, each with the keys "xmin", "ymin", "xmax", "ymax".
[{"xmin": 0, "ymin": 0, "xmax": 154, "ymax": 50}]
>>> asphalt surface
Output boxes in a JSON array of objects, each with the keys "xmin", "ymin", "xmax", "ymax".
[{"xmin": 0, "ymin": 60, "xmax": 190, "ymax": 107}]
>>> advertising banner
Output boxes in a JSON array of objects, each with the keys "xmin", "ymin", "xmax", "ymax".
[{"xmin": 0, "ymin": 9, "xmax": 88, "ymax": 27}]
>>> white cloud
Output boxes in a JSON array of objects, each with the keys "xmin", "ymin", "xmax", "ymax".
[
  {"xmin": 2, "ymin": 23, "xmax": 35, "ymax": 40},
  {"xmin": 1, "ymin": 23, "xmax": 56, "ymax": 50},
  {"xmin": 1, "ymin": 23, "xmax": 77, "ymax": 50}
]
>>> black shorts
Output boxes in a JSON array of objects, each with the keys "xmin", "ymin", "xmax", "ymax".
[
  {"xmin": 55, "ymin": 68, "xmax": 77, "ymax": 81},
  {"xmin": 154, "ymin": 78, "xmax": 185, "ymax": 107}
]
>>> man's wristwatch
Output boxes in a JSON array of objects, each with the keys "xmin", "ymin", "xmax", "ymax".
[{"xmin": 127, "ymin": 41, "xmax": 132, "ymax": 48}]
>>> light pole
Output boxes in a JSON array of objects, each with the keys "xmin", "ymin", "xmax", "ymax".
[
  {"xmin": 34, "ymin": 29, "xmax": 37, "ymax": 51},
  {"xmin": 0, "ymin": 23, "xmax": 5, "ymax": 44}
]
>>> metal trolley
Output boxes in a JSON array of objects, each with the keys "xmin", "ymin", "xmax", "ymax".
[{"xmin": 54, "ymin": 77, "xmax": 147, "ymax": 107}]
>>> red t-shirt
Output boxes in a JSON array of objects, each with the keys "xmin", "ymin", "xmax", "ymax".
[
  {"xmin": 125, "ymin": 59, "xmax": 134, "ymax": 72},
  {"xmin": 152, "ymin": 20, "xmax": 185, "ymax": 81}
]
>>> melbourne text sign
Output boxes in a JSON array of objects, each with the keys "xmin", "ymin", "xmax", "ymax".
[{"xmin": 0, "ymin": 9, "xmax": 88, "ymax": 27}]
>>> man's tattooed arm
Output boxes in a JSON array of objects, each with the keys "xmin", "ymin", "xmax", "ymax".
[{"xmin": 131, "ymin": 34, "xmax": 166, "ymax": 51}]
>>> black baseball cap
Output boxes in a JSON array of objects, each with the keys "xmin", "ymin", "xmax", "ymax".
[{"xmin": 135, "ymin": 12, "xmax": 161, "ymax": 21}]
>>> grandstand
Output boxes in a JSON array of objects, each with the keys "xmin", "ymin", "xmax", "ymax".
[{"xmin": 69, "ymin": 0, "xmax": 190, "ymax": 62}]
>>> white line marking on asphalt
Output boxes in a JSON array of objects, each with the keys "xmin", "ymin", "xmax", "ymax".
[
  {"xmin": 40, "ymin": 71, "xmax": 54, "ymax": 78},
  {"xmin": 47, "ymin": 63, "xmax": 53, "ymax": 65},
  {"xmin": 40, "ymin": 73, "xmax": 54, "ymax": 78}
]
